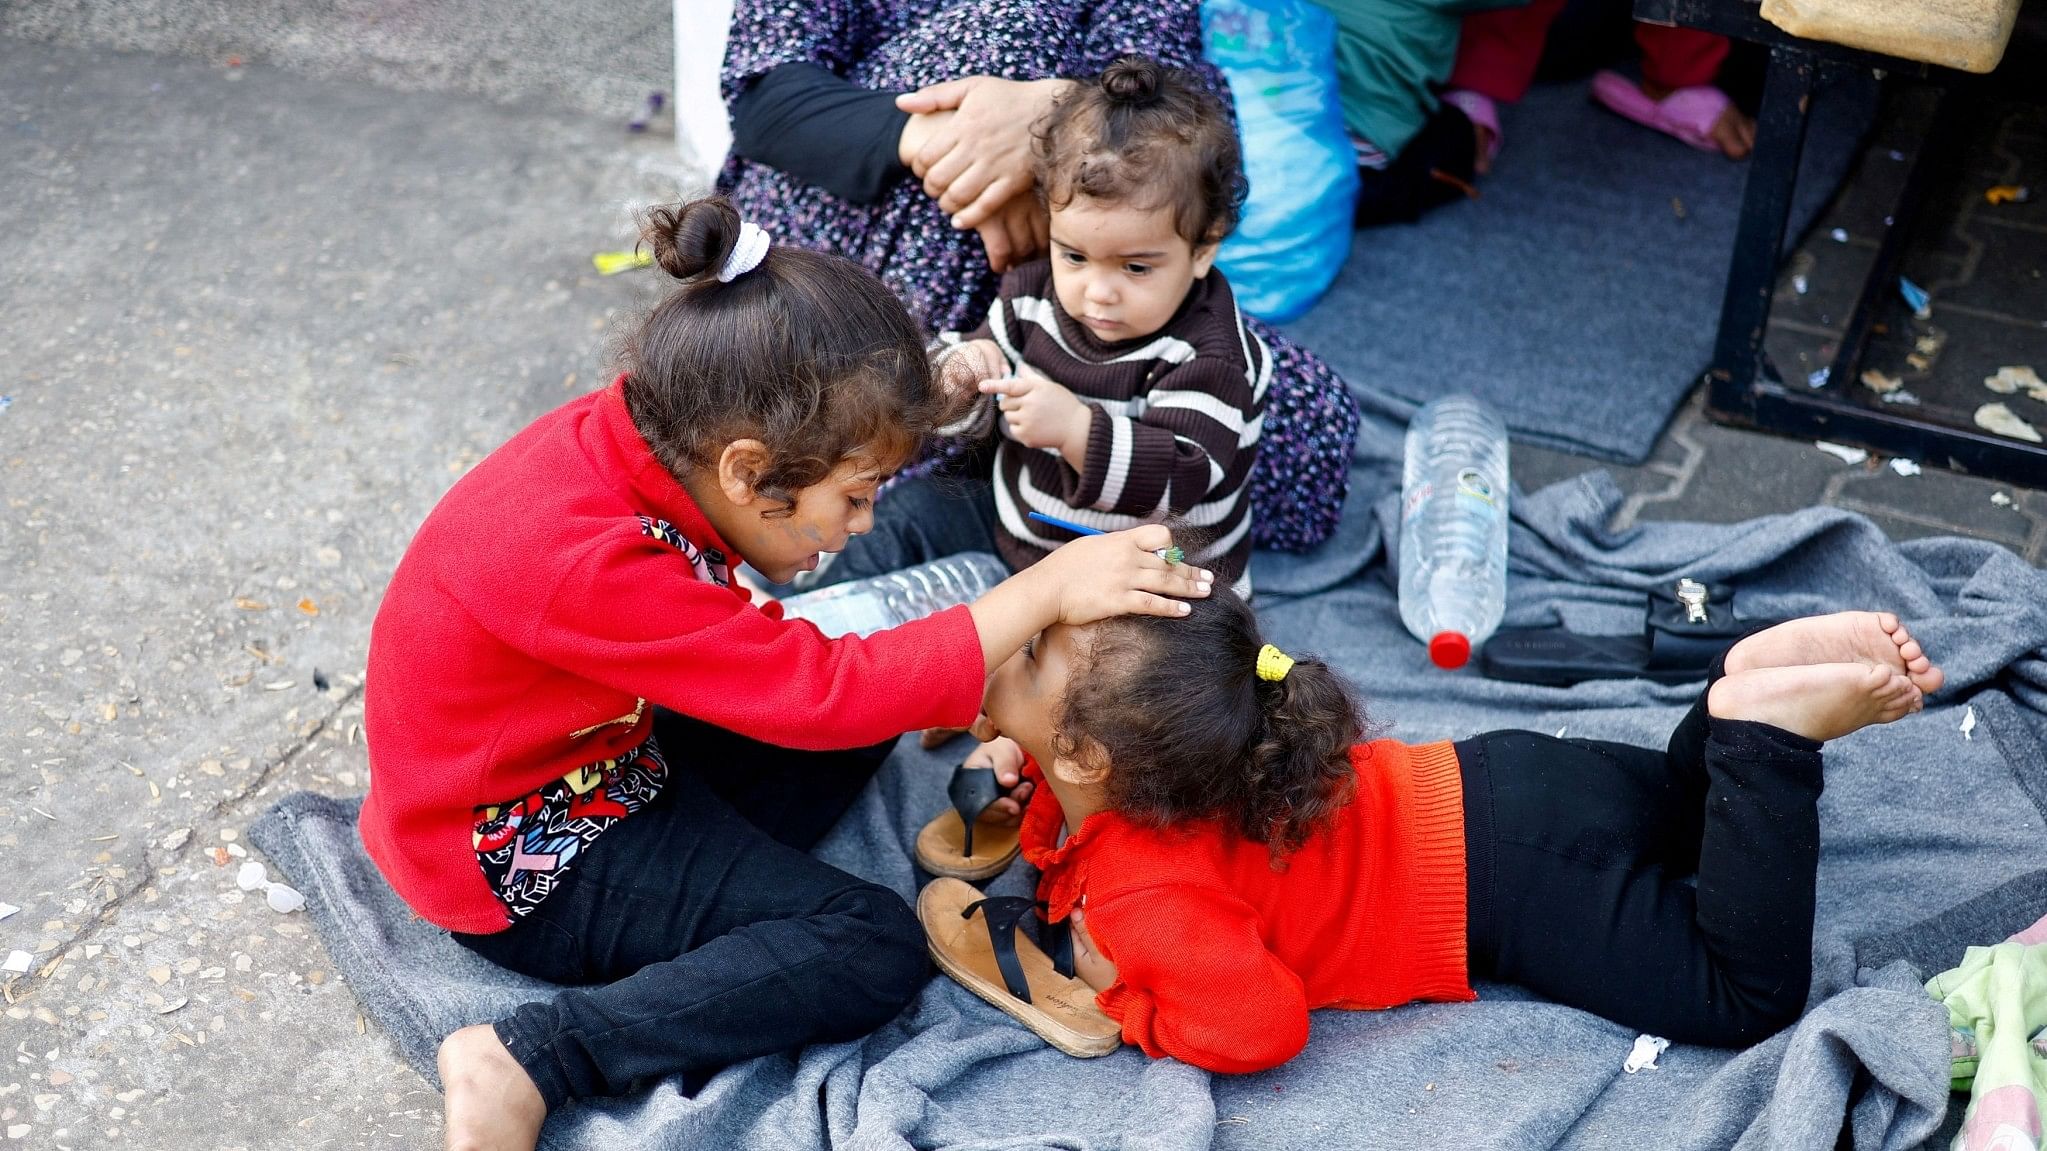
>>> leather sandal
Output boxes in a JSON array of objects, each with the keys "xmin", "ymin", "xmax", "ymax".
[
  {"xmin": 914, "ymin": 761, "xmax": 1024, "ymax": 880},
  {"xmin": 918, "ymin": 877, "xmax": 1121, "ymax": 1058}
]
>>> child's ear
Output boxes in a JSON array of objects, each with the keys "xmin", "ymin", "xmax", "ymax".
[
  {"xmin": 1051, "ymin": 737, "xmax": 1112, "ymax": 788},
  {"xmin": 1190, "ymin": 240, "xmax": 1220, "ymax": 279},
  {"xmin": 715, "ymin": 439, "xmax": 773, "ymax": 507}
]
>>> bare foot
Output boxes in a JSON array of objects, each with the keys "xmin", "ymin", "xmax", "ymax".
[
  {"xmin": 1723, "ymin": 611, "xmax": 1945, "ymax": 695},
  {"xmin": 1637, "ymin": 81, "xmax": 1754, "ymax": 158},
  {"xmin": 439, "ymin": 1024, "xmax": 546, "ymax": 1151},
  {"xmin": 1708, "ymin": 663, "xmax": 1921, "ymax": 742},
  {"xmin": 1709, "ymin": 105, "xmax": 1755, "ymax": 160}
]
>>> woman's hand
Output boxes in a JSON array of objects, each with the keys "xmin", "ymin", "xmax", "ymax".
[
  {"xmin": 967, "ymin": 734, "xmax": 1034, "ymax": 824},
  {"xmin": 896, "ymin": 76, "xmax": 1074, "ymax": 229}
]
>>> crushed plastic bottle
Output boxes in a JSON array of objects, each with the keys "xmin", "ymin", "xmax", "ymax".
[
  {"xmin": 777, "ymin": 552, "xmax": 1010, "ymax": 638},
  {"xmin": 1398, "ymin": 395, "xmax": 1510, "ymax": 669}
]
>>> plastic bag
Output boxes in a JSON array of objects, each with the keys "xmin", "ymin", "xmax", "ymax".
[{"xmin": 1203, "ymin": 0, "xmax": 1358, "ymax": 323}]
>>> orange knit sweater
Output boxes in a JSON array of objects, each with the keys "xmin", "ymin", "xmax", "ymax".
[{"xmin": 1019, "ymin": 739, "xmax": 1474, "ymax": 1074}]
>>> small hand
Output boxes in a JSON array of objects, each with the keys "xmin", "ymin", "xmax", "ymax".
[
  {"xmin": 1070, "ymin": 908, "xmax": 1118, "ymax": 991},
  {"xmin": 895, "ymin": 76, "xmax": 1074, "ymax": 228},
  {"xmin": 1030, "ymin": 525, "xmax": 1213, "ymax": 626},
  {"xmin": 965, "ymin": 734, "xmax": 1033, "ymax": 824},
  {"xmin": 939, "ymin": 338, "xmax": 1010, "ymax": 404},
  {"xmin": 973, "ymin": 192, "xmax": 1049, "ymax": 274},
  {"xmin": 981, "ymin": 371, "xmax": 1090, "ymax": 458}
]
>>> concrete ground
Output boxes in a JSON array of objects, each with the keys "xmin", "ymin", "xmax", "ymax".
[{"xmin": 0, "ymin": 10, "xmax": 2041, "ymax": 1151}]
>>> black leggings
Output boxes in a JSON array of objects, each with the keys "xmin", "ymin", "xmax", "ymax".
[
  {"xmin": 452, "ymin": 711, "xmax": 926, "ymax": 1108},
  {"xmin": 1457, "ymin": 669, "xmax": 1825, "ymax": 1047}
]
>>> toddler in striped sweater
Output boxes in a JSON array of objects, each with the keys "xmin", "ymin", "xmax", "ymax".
[{"xmin": 800, "ymin": 55, "xmax": 1273, "ymax": 598}]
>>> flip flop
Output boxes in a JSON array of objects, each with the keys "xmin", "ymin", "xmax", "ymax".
[
  {"xmin": 914, "ymin": 761, "xmax": 1024, "ymax": 880},
  {"xmin": 918, "ymin": 877, "xmax": 1122, "ymax": 1058},
  {"xmin": 1589, "ymin": 70, "xmax": 1731, "ymax": 155},
  {"xmin": 1441, "ymin": 90, "xmax": 1502, "ymax": 165}
]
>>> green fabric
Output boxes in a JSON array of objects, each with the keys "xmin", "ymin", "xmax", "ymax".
[
  {"xmin": 1928, "ymin": 942, "xmax": 2047, "ymax": 1144},
  {"xmin": 1309, "ymin": 0, "xmax": 1524, "ymax": 158}
]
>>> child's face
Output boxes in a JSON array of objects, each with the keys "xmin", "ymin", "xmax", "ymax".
[
  {"xmin": 1047, "ymin": 196, "xmax": 1217, "ymax": 343},
  {"xmin": 706, "ymin": 453, "xmax": 886, "ymax": 585},
  {"xmin": 981, "ymin": 621, "xmax": 1086, "ymax": 766}
]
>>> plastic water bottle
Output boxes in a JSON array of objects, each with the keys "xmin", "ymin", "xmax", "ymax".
[
  {"xmin": 777, "ymin": 552, "xmax": 1010, "ymax": 638},
  {"xmin": 1398, "ymin": 395, "xmax": 1510, "ymax": 669}
]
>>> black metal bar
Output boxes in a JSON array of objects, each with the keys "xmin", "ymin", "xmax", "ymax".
[
  {"xmin": 1823, "ymin": 88, "xmax": 1957, "ymax": 395},
  {"xmin": 1706, "ymin": 44, "xmax": 1815, "ymax": 416},
  {"xmin": 1741, "ymin": 382, "xmax": 2047, "ymax": 483}
]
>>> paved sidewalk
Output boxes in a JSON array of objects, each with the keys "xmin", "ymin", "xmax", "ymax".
[{"xmin": 0, "ymin": 16, "xmax": 2041, "ymax": 1151}]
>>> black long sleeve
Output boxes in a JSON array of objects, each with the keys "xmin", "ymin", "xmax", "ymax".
[{"xmin": 729, "ymin": 63, "xmax": 911, "ymax": 205}]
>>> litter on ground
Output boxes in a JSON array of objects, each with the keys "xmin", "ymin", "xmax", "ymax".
[
  {"xmin": 592, "ymin": 250, "xmax": 654, "ymax": 276},
  {"xmin": 0, "ymin": 903, "xmax": 17, "ymax": 922},
  {"xmin": 1898, "ymin": 277, "xmax": 1932, "ymax": 318},
  {"xmin": 1861, "ymin": 370, "xmax": 1902, "ymax": 395},
  {"xmin": 1984, "ymin": 185, "xmax": 2033, "ymax": 205},
  {"xmin": 1890, "ymin": 459, "xmax": 1921, "ymax": 477},
  {"xmin": 1815, "ymin": 441, "xmax": 1870, "ymax": 465},
  {"xmin": 1993, "ymin": 492, "xmax": 2015, "ymax": 507},
  {"xmin": 1975, "ymin": 403, "xmax": 2044, "ymax": 444},
  {"xmin": 1807, "ymin": 367, "xmax": 1830, "ymax": 389},
  {"xmin": 1624, "ymin": 1034, "xmax": 1670, "ymax": 1073},
  {"xmin": 1881, "ymin": 389, "xmax": 1921, "ymax": 406},
  {"xmin": 1961, "ymin": 706, "xmax": 1978, "ymax": 741},
  {"xmin": 1, "ymin": 951, "xmax": 29, "ymax": 975},
  {"xmin": 1830, "ymin": 227, "xmax": 1850, "ymax": 242},
  {"xmin": 1984, "ymin": 365, "xmax": 2047, "ymax": 401}
]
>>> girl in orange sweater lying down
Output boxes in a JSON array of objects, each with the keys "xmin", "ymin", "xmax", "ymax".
[{"xmin": 920, "ymin": 589, "xmax": 1943, "ymax": 1072}]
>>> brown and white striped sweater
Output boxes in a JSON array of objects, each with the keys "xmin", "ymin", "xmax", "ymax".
[{"xmin": 943, "ymin": 259, "xmax": 1269, "ymax": 593}]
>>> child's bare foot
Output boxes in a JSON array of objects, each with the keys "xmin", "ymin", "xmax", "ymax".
[
  {"xmin": 1723, "ymin": 611, "xmax": 1944, "ymax": 695},
  {"xmin": 1638, "ymin": 80, "xmax": 1755, "ymax": 158},
  {"xmin": 1708, "ymin": 663, "xmax": 1921, "ymax": 743},
  {"xmin": 439, "ymin": 1023, "xmax": 545, "ymax": 1151}
]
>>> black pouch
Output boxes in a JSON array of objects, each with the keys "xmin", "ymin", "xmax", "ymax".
[{"xmin": 1480, "ymin": 579, "xmax": 1766, "ymax": 686}]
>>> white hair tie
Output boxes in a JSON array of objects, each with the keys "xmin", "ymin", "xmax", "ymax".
[{"xmin": 716, "ymin": 221, "xmax": 772, "ymax": 282}]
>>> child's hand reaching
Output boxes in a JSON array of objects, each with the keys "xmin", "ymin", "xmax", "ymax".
[
  {"xmin": 964, "ymin": 734, "xmax": 1034, "ymax": 824},
  {"xmin": 940, "ymin": 338, "xmax": 1010, "ymax": 399},
  {"xmin": 982, "ymin": 368, "xmax": 1092, "ymax": 472},
  {"xmin": 968, "ymin": 524, "xmax": 1209, "ymax": 674}
]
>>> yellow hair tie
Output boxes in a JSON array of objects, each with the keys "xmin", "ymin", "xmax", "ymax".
[{"xmin": 1256, "ymin": 644, "xmax": 1294, "ymax": 682}]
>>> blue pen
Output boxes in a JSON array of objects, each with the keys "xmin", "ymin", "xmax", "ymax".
[{"xmin": 1028, "ymin": 510, "xmax": 1185, "ymax": 566}]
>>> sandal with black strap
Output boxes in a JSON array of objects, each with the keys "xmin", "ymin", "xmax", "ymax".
[
  {"xmin": 918, "ymin": 877, "xmax": 1121, "ymax": 1058},
  {"xmin": 914, "ymin": 760, "xmax": 1024, "ymax": 880}
]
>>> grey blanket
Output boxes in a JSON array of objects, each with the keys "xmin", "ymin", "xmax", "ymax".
[{"xmin": 252, "ymin": 422, "xmax": 2047, "ymax": 1150}]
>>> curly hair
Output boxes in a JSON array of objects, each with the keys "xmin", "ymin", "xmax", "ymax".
[
  {"xmin": 618, "ymin": 196, "xmax": 969, "ymax": 513},
  {"xmin": 1052, "ymin": 587, "xmax": 1367, "ymax": 860},
  {"xmin": 1033, "ymin": 55, "xmax": 1248, "ymax": 246}
]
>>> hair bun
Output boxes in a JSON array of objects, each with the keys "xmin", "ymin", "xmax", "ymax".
[
  {"xmin": 1099, "ymin": 56, "xmax": 1164, "ymax": 107},
  {"xmin": 641, "ymin": 196, "xmax": 742, "ymax": 282}
]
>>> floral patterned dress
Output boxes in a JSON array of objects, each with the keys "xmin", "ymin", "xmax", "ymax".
[{"xmin": 719, "ymin": 0, "xmax": 1360, "ymax": 551}]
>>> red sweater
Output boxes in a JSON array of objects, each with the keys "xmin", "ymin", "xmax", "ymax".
[
  {"xmin": 1021, "ymin": 739, "xmax": 1473, "ymax": 1074},
  {"xmin": 362, "ymin": 378, "xmax": 986, "ymax": 933}
]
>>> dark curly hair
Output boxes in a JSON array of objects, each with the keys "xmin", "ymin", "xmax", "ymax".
[
  {"xmin": 619, "ymin": 196, "xmax": 968, "ymax": 513},
  {"xmin": 1033, "ymin": 56, "xmax": 1248, "ymax": 247},
  {"xmin": 1053, "ymin": 587, "xmax": 1368, "ymax": 860}
]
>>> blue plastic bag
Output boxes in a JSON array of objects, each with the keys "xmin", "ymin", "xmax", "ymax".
[{"xmin": 1203, "ymin": 0, "xmax": 1358, "ymax": 323}]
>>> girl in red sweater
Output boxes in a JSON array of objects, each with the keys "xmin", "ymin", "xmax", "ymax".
[
  {"xmin": 925, "ymin": 588, "xmax": 1942, "ymax": 1072},
  {"xmin": 363, "ymin": 196, "xmax": 1214, "ymax": 1150}
]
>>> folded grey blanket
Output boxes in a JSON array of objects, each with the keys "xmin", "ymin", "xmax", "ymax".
[{"xmin": 252, "ymin": 453, "xmax": 2047, "ymax": 1150}]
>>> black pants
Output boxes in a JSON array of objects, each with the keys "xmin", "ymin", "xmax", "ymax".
[
  {"xmin": 1457, "ymin": 667, "xmax": 1825, "ymax": 1047},
  {"xmin": 451, "ymin": 711, "xmax": 928, "ymax": 1109}
]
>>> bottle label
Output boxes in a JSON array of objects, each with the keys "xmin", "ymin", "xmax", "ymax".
[
  {"xmin": 1401, "ymin": 481, "xmax": 1433, "ymax": 524},
  {"xmin": 1455, "ymin": 468, "xmax": 1497, "ymax": 507}
]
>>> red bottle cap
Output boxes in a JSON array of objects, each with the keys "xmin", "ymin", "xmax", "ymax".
[{"xmin": 1429, "ymin": 631, "xmax": 1471, "ymax": 669}]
